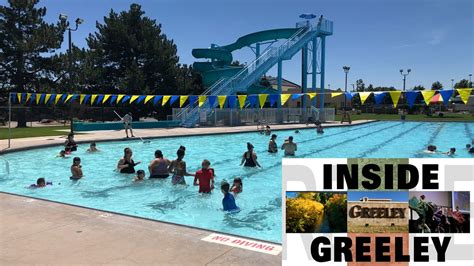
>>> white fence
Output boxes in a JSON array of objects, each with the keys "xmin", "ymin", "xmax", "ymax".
[{"xmin": 171, "ymin": 108, "xmax": 335, "ymax": 126}]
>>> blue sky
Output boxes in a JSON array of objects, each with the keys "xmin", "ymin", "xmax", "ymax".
[
  {"xmin": 5, "ymin": 0, "xmax": 472, "ymax": 90},
  {"xmin": 348, "ymin": 191, "xmax": 408, "ymax": 202}
]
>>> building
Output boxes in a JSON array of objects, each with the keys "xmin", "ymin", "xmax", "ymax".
[{"xmin": 347, "ymin": 197, "xmax": 409, "ymax": 233}]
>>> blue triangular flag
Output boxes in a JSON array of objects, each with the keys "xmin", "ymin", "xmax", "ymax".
[
  {"xmin": 189, "ymin": 96, "xmax": 198, "ymax": 105},
  {"xmin": 207, "ymin": 95, "xmax": 217, "ymax": 107},
  {"xmin": 121, "ymin": 95, "xmax": 131, "ymax": 103},
  {"xmin": 248, "ymin": 95, "xmax": 258, "ymax": 108},
  {"xmin": 136, "ymin": 95, "xmax": 146, "ymax": 104},
  {"xmin": 110, "ymin": 95, "xmax": 118, "ymax": 105},
  {"xmin": 83, "ymin": 94, "xmax": 91, "ymax": 104},
  {"xmin": 439, "ymin": 90, "xmax": 454, "ymax": 106},
  {"xmin": 153, "ymin": 95, "xmax": 163, "ymax": 105},
  {"xmin": 227, "ymin": 95, "xmax": 236, "ymax": 108},
  {"xmin": 60, "ymin": 94, "xmax": 67, "ymax": 104},
  {"xmin": 405, "ymin": 91, "xmax": 419, "ymax": 108},
  {"xmin": 169, "ymin": 95, "xmax": 179, "ymax": 106},
  {"xmin": 374, "ymin": 92, "xmax": 386, "ymax": 105},
  {"xmin": 291, "ymin": 94, "xmax": 302, "ymax": 100},
  {"xmin": 49, "ymin": 94, "xmax": 56, "ymax": 104},
  {"xmin": 97, "ymin": 94, "xmax": 104, "ymax": 104},
  {"xmin": 269, "ymin": 94, "xmax": 278, "ymax": 107}
]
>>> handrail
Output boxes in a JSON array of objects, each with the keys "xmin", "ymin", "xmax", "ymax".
[{"xmin": 0, "ymin": 156, "xmax": 10, "ymax": 175}]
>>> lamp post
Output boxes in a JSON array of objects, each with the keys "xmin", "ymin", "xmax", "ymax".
[
  {"xmin": 399, "ymin": 69, "xmax": 411, "ymax": 91},
  {"xmin": 59, "ymin": 14, "xmax": 83, "ymax": 133},
  {"xmin": 342, "ymin": 66, "xmax": 351, "ymax": 124},
  {"xmin": 451, "ymin": 79, "xmax": 454, "ymax": 89},
  {"xmin": 469, "ymin": 74, "xmax": 472, "ymax": 88}
]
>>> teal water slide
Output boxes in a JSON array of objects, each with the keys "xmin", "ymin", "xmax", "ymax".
[{"xmin": 192, "ymin": 28, "xmax": 300, "ymax": 87}]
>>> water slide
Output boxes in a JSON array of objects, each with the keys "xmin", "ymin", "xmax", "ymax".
[{"xmin": 192, "ymin": 28, "xmax": 300, "ymax": 87}]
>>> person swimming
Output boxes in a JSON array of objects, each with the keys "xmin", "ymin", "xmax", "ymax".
[
  {"xmin": 134, "ymin": 170, "xmax": 145, "ymax": 182},
  {"xmin": 57, "ymin": 150, "xmax": 68, "ymax": 158},
  {"xmin": 169, "ymin": 148, "xmax": 194, "ymax": 185},
  {"xmin": 426, "ymin": 145, "xmax": 437, "ymax": 153},
  {"xmin": 264, "ymin": 125, "xmax": 271, "ymax": 135},
  {"xmin": 149, "ymin": 150, "xmax": 171, "ymax": 178},
  {"xmin": 294, "ymin": 130, "xmax": 300, "ymax": 134},
  {"xmin": 281, "ymin": 136, "xmax": 297, "ymax": 156},
  {"xmin": 240, "ymin": 142, "xmax": 261, "ymax": 168},
  {"xmin": 443, "ymin": 147, "xmax": 456, "ymax": 156},
  {"xmin": 268, "ymin": 134, "xmax": 278, "ymax": 153},
  {"xmin": 316, "ymin": 124, "xmax": 324, "ymax": 134},
  {"xmin": 70, "ymin": 157, "xmax": 83, "ymax": 180},
  {"xmin": 87, "ymin": 142, "xmax": 99, "ymax": 152},
  {"xmin": 230, "ymin": 177, "xmax": 243, "ymax": 195},
  {"xmin": 29, "ymin": 177, "xmax": 52, "ymax": 188},
  {"xmin": 117, "ymin": 147, "xmax": 141, "ymax": 174},
  {"xmin": 466, "ymin": 144, "xmax": 472, "ymax": 150}
]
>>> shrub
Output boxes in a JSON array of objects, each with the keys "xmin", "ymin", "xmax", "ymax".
[
  {"xmin": 286, "ymin": 198, "xmax": 324, "ymax": 233},
  {"xmin": 325, "ymin": 194, "xmax": 347, "ymax": 232}
]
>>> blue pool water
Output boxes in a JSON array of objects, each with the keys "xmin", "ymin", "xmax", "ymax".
[{"xmin": 0, "ymin": 121, "xmax": 473, "ymax": 243}]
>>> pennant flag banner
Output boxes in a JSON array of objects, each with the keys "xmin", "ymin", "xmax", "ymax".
[
  {"xmin": 269, "ymin": 94, "xmax": 279, "ymax": 107},
  {"xmin": 129, "ymin": 95, "xmax": 140, "ymax": 104},
  {"xmin": 345, "ymin": 92, "xmax": 353, "ymax": 100},
  {"xmin": 359, "ymin": 92, "xmax": 372, "ymax": 104},
  {"xmin": 36, "ymin": 93, "xmax": 43, "ymax": 104},
  {"xmin": 162, "ymin": 96, "xmax": 171, "ymax": 106},
  {"xmin": 247, "ymin": 95, "xmax": 258, "ymax": 108},
  {"xmin": 189, "ymin": 96, "xmax": 198, "ymax": 105},
  {"xmin": 29, "ymin": 93, "xmax": 36, "ymax": 104},
  {"xmin": 421, "ymin": 90, "xmax": 436, "ymax": 105},
  {"xmin": 55, "ymin": 94, "xmax": 63, "ymax": 104},
  {"xmin": 121, "ymin": 95, "xmax": 131, "ymax": 103},
  {"xmin": 49, "ymin": 94, "xmax": 56, "ymax": 104},
  {"xmin": 291, "ymin": 94, "xmax": 302, "ymax": 101},
  {"xmin": 179, "ymin": 96, "xmax": 188, "ymax": 107},
  {"xmin": 388, "ymin": 91, "xmax": 402, "ymax": 108},
  {"xmin": 238, "ymin": 95, "xmax": 247, "ymax": 109},
  {"xmin": 281, "ymin": 94, "xmax": 291, "ymax": 106},
  {"xmin": 109, "ymin": 95, "xmax": 118, "ymax": 105},
  {"xmin": 374, "ymin": 92, "xmax": 386, "ymax": 105},
  {"xmin": 17, "ymin": 93, "xmax": 22, "ymax": 103},
  {"xmin": 153, "ymin": 95, "xmax": 163, "ymax": 105},
  {"xmin": 405, "ymin": 91, "xmax": 419, "ymax": 108},
  {"xmin": 25, "ymin": 93, "xmax": 32, "ymax": 103},
  {"xmin": 103, "ymin": 94, "xmax": 111, "ymax": 104},
  {"xmin": 83, "ymin": 94, "xmax": 91, "ymax": 105},
  {"xmin": 90, "ymin": 94, "xmax": 98, "ymax": 105},
  {"xmin": 227, "ymin": 95, "xmax": 236, "ymax": 108},
  {"xmin": 331, "ymin": 92, "xmax": 343, "ymax": 98},
  {"xmin": 198, "ymin": 96, "xmax": 207, "ymax": 107},
  {"xmin": 116, "ymin": 94, "xmax": 125, "ymax": 103},
  {"xmin": 96, "ymin": 94, "xmax": 104, "ymax": 105},
  {"xmin": 207, "ymin": 95, "xmax": 217, "ymax": 107},
  {"xmin": 218, "ymin": 95, "xmax": 227, "ymax": 109},
  {"xmin": 169, "ymin": 95, "xmax": 179, "ymax": 106},
  {"xmin": 259, "ymin": 94, "xmax": 268, "ymax": 109},
  {"xmin": 439, "ymin": 90, "xmax": 454, "ymax": 106},
  {"xmin": 136, "ymin": 95, "xmax": 146, "ymax": 104},
  {"xmin": 79, "ymin": 94, "xmax": 86, "ymax": 104},
  {"xmin": 457, "ymin": 88, "xmax": 472, "ymax": 104},
  {"xmin": 65, "ymin": 94, "xmax": 74, "ymax": 103},
  {"xmin": 144, "ymin": 95, "xmax": 154, "ymax": 104},
  {"xmin": 306, "ymin": 93, "xmax": 316, "ymax": 100}
]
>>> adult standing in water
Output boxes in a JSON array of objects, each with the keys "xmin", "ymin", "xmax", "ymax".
[
  {"xmin": 240, "ymin": 142, "xmax": 261, "ymax": 168},
  {"xmin": 281, "ymin": 136, "xmax": 297, "ymax": 156},
  {"xmin": 64, "ymin": 133, "xmax": 78, "ymax": 152},
  {"xmin": 122, "ymin": 112, "xmax": 135, "ymax": 138},
  {"xmin": 117, "ymin": 147, "xmax": 141, "ymax": 174},
  {"xmin": 268, "ymin": 134, "xmax": 278, "ymax": 153},
  {"xmin": 149, "ymin": 150, "xmax": 171, "ymax": 178},
  {"xmin": 169, "ymin": 148, "xmax": 194, "ymax": 185}
]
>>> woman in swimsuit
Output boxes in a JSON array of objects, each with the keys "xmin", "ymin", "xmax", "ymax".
[
  {"xmin": 64, "ymin": 133, "xmax": 78, "ymax": 152},
  {"xmin": 240, "ymin": 142, "xmax": 261, "ymax": 168},
  {"xmin": 268, "ymin": 134, "xmax": 278, "ymax": 153},
  {"xmin": 117, "ymin": 147, "xmax": 141, "ymax": 174},
  {"xmin": 169, "ymin": 148, "xmax": 194, "ymax": 185},
  {"xmin": 149, "ymin": 150, "xmax": 170, "ymax": 178}
]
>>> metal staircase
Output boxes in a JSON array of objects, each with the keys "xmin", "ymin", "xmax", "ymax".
[{"xmin": 181, "ymin": 19, "xmax": 333, "ymax": 127}]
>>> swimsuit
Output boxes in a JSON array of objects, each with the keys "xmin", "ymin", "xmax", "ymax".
[
  {"xmin": 223, "ymin": 193, "xmax": 239, "ymax": 212},
  {"xmin": 268, "ymin": 141, "xmax": 277, "ymax": 153},
  {"xmin": 243, "ymin": 152, "xmax": 257, "ymax": 167},
  {"xmin": 194, "ymin": 169, "xmax": 213, "ymax": 193},
  {"xmin": 120, "ymin": 158, "xmax": 136, "ymax": 174},
  {"xmin": 171, "ymin": 160, "xmax": 186, "ymax": 185},
  {"xmin": 150, "ymin": 159, "xmax": 169, "ymax": 178}
]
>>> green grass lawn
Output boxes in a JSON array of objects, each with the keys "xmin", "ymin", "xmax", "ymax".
[
  {"xmin": 348, "ymin": 224, "xmax": 408, "ymax": 233},
  {"xmin": 0, "ymin": 126, "xmax": 70, "ymax": 139},
  {"xmin": 335, "ymin": 113, "xmax": 474, "ymax": 122}
]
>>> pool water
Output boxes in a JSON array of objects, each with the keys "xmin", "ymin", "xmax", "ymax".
[{"xmin": 0, "ymin": 121, "xmax": 473, "ymax": 243}]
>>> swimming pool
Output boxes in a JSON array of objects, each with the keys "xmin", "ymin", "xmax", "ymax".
[{"xmin": 0, "ymin": 121, "xmax": 473, "ymax": 243}]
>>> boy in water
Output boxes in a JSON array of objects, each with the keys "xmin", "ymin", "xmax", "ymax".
[
  {"xmin": 193, "ymin": 159, "xmax": 214, "ymax": 193},
  {"xmin": 87, "ymin": 142, "xmax": 100, "ymax": 152},
  {"xmin": 134, "ymin": 170, "xmax": 145, "ymax": 182},
  {"xmin": 29, "ymin": 178, "xmax": 51, "ymax": 188},
  {"xmin": 221, "ymin": 181, "xmax": 239, "ymax": 212},
  {"xmin": 70, "ymin": 157, "xmax": 83, "ymax": 180},
  {"xmin": 57, "ymin": 150, "xmax": 68, "ymax": 158},
  {"xmin": 443, "ymin": 147, "xmax": 456, "ymax": 156}
]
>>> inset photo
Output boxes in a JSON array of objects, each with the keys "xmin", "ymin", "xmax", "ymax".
[
  {"xmin": 286, "ymin": 192, "xmax": 347, "ymax": 233},
  {"xmin": 409, "ymin": 191, "xmax": 470, "ymax": 233},
  {"xmin": 347, "ymin": 191, "xmax": 409, "ymax": 233}
]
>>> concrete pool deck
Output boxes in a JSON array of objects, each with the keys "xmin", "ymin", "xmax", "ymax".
[{"xmin": 0, "ymin": 121, "xmax": 374, "ymax": 265}]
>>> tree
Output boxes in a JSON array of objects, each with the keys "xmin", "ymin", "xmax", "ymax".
[
  {"xmin": 454, "ymin": 79, "xmax": 472, "ymax": 89},
  {"xmin": 366, "ymin": 84, "xmax": 374, "ymax": 91},
  {"xmin": 431, "ymin": 81, "xmax": 443, "ymax": 90},
  {"xmin": 356, "ymin": 79, "xmax": 365, "ymax": 92},
  {"xmin": 0, "ymin": 0, "xmax": 66, "ymax": 127},
  {"xmin": 413, "ymin": 85, "xmax": 426, "ymax": 91}
]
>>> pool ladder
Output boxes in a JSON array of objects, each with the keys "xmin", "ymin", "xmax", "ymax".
[{"xmin": 0, "ymin": 156, "xmax": 10, "ymax": 176}]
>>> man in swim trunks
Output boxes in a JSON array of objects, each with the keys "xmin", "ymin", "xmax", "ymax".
[
  {"xmin": 122, "ymin": 112, "xmax": 134, "ymax": 138},
  {"xmin": 281, "ymin": 136, "xmax": 297, "ymax": 156},
  {"xmin": 70, "ymin": 157, "xmax": 83, "ymax": 180},
  {"xmin": 193, "ymin": 159, "xmax": 214, "ymax": 193}
]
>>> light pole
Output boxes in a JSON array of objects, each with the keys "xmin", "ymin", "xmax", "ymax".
[
  {"xmin": 451, "ymin": 79, "xmax": 454, "ymax": 89},
  {"xmin": 400, "ymin": 69, "xmax": 411, "ymax": 91},
  {"xmin": 59, "ymin": 14, "xmax": 83, "ymax": 133},
  {"xmin": 342, "ymin": 66, "xmax": 351, "ymax": 124},
  {"xmin": 469, "ymin": 74, "xmax": 472, "ymax": 88},
  {"xmin": 350, "ymin": 83, "xmax": 355, "ymax": 91}
]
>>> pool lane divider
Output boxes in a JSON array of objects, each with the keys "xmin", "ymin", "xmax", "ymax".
[{"xmin": 201, "ymin": 233, "xmax": 282, "ymax": 255}]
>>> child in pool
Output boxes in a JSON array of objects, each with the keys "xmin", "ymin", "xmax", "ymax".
[
  {"xmin": 29, "ymin": 177, "xmax": 52, "ymax": 188},
  {"xmin": 193, "ymin": 159, "xmax": 214, "ymax": 193},
  {"xmin": 134, "ymin": 170, "xmax": 145, "ymax": 182},
  {"xmin": 70, "ymin": 157, "xmax": 83, "ymax": 180},
  {"xmin": 221, "ymin": 181, "xmax": 239, "ymax": 212},
  {"xmin": 230, "ymin": 177, "xmax": 243, "ymax": 195},
  {"xmin": 87, "ymin": 142, "xmax": 100, "ymax": 152}
]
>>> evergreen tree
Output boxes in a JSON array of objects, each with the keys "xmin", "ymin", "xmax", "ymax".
[
  {"xmin": 431, "ymin": 81, "xmax": 443, "ymax": 90},
  {"xmin": 454, "ymin": 79, "xmax": 472, "ymax": 89}
]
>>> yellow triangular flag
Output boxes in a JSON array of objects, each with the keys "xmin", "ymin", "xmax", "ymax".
[
  {"xmin": 359, "ymin": 92, "xmax": 372, "ymax": 104},
  {"xmin": 65, "ymin": 94, "xmax": 73, "ymax": 103},
  {"xmin": 388, "ymin": 91, "xmax": 402, "ymax": 108},
  {"xmin": 238, "ymin": 95, "xmax": 247, "ymax": 109},
  {"xmin": 144, "ymin": 95, "xmax": 154, "ymax": 104},
  {"xmin": 198, "ymin": 96, "xmax": 207, "ymax": 107},
  {"xmin": 130, "ymin": 95, "xmax": 139, "ymax": 104},
  {"xmin": 456, "ymin": 88, "xmax": 472, "ymax": 104},
  {"xmin": 54, "ymin": 94, "xmax": 62, "ymax": 104},
  {"xmin": 162, "ymin": 95, "xmax": 171, "ymax": 106},
  {"xmin": 36, "ymin": 93, "xmax": 42, "ymax": 104},
  {"xmin": 90, "ymin": 94, "xmax": 98, "ymax": 105},
  {"xmin": 218, "ymin": 95, "xmax": 227, "ymax": 109},
  {"xmin": 44, "ymin": 94, "xmax": 52, "ymax": 104},
  {"xmin": 331, "ymin": 92, "xmax": 343, "ymax": 98},
  {"xmin": 280, "ymin": 94, "xmax": 291, "ymax": 106},
  {"xmin": 421, "ymin": 90, "xmax": 436, "ymax": 105},
  {"xmin": 17, "ymin": 93, "xmax": 22, "ymax": 103},
  {"xmin": 306, "ymin": 93, "xmax": 316, "ymax": 99},
  {"xmin": 258, "ymin": 94, "xmax": 268, "ymax": 109},
  {"xmin": 102, "ymin": 94, "xmax": 111, "ymax": 104},
  {"xmin": 117, "ymin": 94, "xmax": 125, "ymax": 103},
  {"xmin": 25, "ymin": 93, "xmax": 31, "ymax": 103},
  {"xmin": 79, "ymin": 94, "xmax": 86, "ymax": 104},
  {"xmin": 180, "ymin": 96, "xmax": 188, "ymax": 107}
]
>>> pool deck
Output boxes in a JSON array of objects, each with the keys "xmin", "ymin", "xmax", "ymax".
[{"xmin": 0, "ymin": 120, "xmax": 374, "ymax": 265}]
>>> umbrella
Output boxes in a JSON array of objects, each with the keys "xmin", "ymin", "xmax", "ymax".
[{"xmin": 430, "ymin": 93, "xmax": 443, "ymax": 104}]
